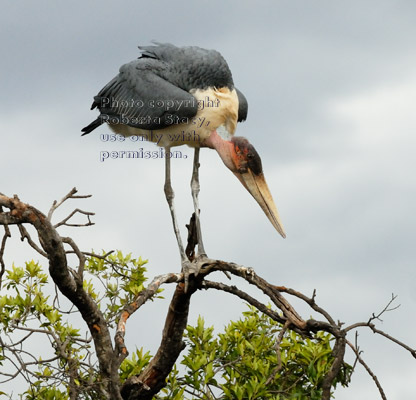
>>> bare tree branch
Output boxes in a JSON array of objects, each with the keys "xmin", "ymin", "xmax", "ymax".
[
  {"xmin": 367, "ymin": 293, "xmax": 400, "ymax": 323},
  {"xmin": 121, "ymin": 280, "xmax": 198, "ymax": 400},
  {"xmin": 62, "ymin": 236, "xmax": 86, "ymax": 277},
  {"xmin": 273, "ymin": 285, "xmax": 336, "ymax": 326},
  {"xmin": 196, "ymin": 259, "xmax": 307, "ymax": 331},
  {"xmin": 115, "ymin": 272, "xmax": 183, "ymax": 362},
  {"xmin": 54, "ymin": 208, "xmax": 95, "ymax": 229},
  {"xmin": 0, "ymin": 222, "xmax": 11, "ymax": 288},
  {"xmin": 345, "ymin": 295, "xmax": 416, "ymax": 359},
  {"xmin": 347, "ymin": 340, "xmax": 387, "ymax": 400},
  {"xmin": 47, "ymin": 187, "xmax": 91, "ymax": 221},
  {"xmin": 18, "ymin": 223, "xmax": 48, "ymax": 257},
  {"xmin": 201, "ymin": 280, "xmax": 287, "ymax": 325}
]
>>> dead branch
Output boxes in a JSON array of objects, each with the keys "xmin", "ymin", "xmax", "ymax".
[
  {"xmin": 273, "ymin": 285, "xmax": 336, "ymax": 326},
  {"xmin": 201, "ymin": 279, "xmax": 287, "ymax": 326},
  {"xmin": 47, "ymin": 187, "xmax": 92, "ymax": 221},
  {"xmin": 367, "ymin": 293, "xmax": 400, "ymax": 324},
  {"xmin": 0, "ymin": 223, "xmax": 11, "ymax": 288},
  {"xmin": 54, "ymin": 208, "xmax": 95, "ymax": 229},
  {"xmin": 195, "ymin": 259, "xmax": 307, "ymax": 331},
  {"xmin": 345, "ymin": 295, "xmax": 416, "ymax": 359},
  {"xmin": 18, "ymin": 224, "xmax": 47, "ymax": 257},
  {"xmin": 347, "ymin": 340, "xmax": 387, "ymax": 400},
  {"xmin": 121, "ymin": 280, "xmax": 198, "ymax": 400},
  {"xmin": 115, "ymin": 272, "xmax": 183, "ymax": 362},
  {"xmin": 62, "ymin": 236, "xmax": 86, "ymax": 277}
]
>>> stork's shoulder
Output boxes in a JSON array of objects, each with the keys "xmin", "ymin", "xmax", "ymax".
[{"xmin": 137, "ymin": 43, "xmax": 234, "ymax": 91}]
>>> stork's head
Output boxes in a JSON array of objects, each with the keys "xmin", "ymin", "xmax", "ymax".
[{"xmin": 204, "ymin": 132, "xmax": 286, "ymax": 238}]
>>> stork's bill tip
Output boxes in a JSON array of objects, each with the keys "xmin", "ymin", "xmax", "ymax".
[{"xmin": 240, "ymin": 171, "xmax": 286, "ymax": 238}]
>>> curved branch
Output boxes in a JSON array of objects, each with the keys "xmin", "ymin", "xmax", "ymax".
[
  {"xmin": 115, "ymin": 272, "xmax": 183, "ymax": 362},
  {"xmin": 345, "ymin": 322, "xmax": 416, "ymax": 358},
  {"xmin": 273, "ymin": 285, "xmax": 336, "ymax": 326},
  {"xmin": 197, "ymin": 259, "xmax": 307, "ymax": 330},
  {"xmin": 62, "ymin": 236, "xmax": 86, "ymax": 277},
  {"xmin": 17, "ymin": 224, "xmax": 48, "ymax": 257},
  {"xmin": 346, "ymin": 340, "xmax": 387, "ymax": 400},
  {"xmin": 47, "ymin": 187, "xmax": 92, "ymax": 221},
  {"xmin": 121, "ymin": 280, "xmax": 198, "ymax": 400},
  {"xmin": 200, "ymin": 279, "xmax": 287, "ymax": 325},
  {"xmin": 0, "ymin": 223, "xmax": 10, "ymax": 288}
]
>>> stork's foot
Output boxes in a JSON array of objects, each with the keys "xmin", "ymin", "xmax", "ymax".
[
  {"xmin": 185, "ymin": 212, "xmax": 208, "ymax": 262},
  {"xmin": 181, "ymin": 254, "xmax": 210, "ymax": 292}
]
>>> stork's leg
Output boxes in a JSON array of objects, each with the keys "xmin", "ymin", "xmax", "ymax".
[
  {"xmin": 191, "ymin": 147, "xmax": 207, "ymax": 259},
  {"xmin": 164, "ymin": 148, "xmax": 193, "ymax": 290}
]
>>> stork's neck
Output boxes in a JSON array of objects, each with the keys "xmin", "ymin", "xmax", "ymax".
[{"xmin": 203, "ymin": 130, "xmax": 235, "ymax": 172}]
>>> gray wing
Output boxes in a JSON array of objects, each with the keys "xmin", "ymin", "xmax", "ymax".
[
  {"xmin": 82, "ymin": 57, "xmax": 198, "ymax": 135},
  {"xmin": 82, "ymin": 43, "xmax": 237, "ymax": 135}
]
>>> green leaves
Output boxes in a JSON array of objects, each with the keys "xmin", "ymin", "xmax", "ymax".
[
  {"xmin": 84, "ymin": 250, "xmax": 156, "ymax": 326},
  {"xmin": 119, "ymin": 348, "xmax": 152, "ymax": 381},
  {"xmin": 0, "ymin": 254, "xmax": 353, "ymax": 399},
  {"xmin": 0, "ymin": 261, "xmax": 54, "ymax": 330},
  {"xmin": 0, "ymin": 251, "xmax": 160, "ymax": 399},
  {"xmin": 157, "ymin": 306, "xmax": 352, "ymax": 400}
]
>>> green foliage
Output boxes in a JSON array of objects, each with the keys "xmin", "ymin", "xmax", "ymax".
[
  {"xmin": 84, "ymin": 250, "xmax": 155, "ymax": 327},
  {"xmin": 157, "ymin": 307, "xmax": 352, "ymax": 400},
  {"xmin": 0, "ymin": 252, "xmax": 155, "ymax": 399},
  {"xmin": 119, "ymin": 348, "xmax": 153, "ymax": 381},
  {"xmin": 0, "ymin": 261, "xmax": 86, "ymax": 399},
  {"xmin": 0, "ymin": 256, "xmax": 352, "ymax": 399}
]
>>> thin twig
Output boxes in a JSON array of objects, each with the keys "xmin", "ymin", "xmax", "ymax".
[
  {"xmin": 273, "ymin": 285, "xmax": 336, "ymax": 326},
  {"xmin": 47, "ymin": 188, "xmax": 92, "ymax": 222},
  {"xmin": 115, "ymin": 272, "xmax": 183, "ymax": 361},
  {"xmin": 0, "ymin": 223, "xmax": 11, "ymax": 288},
  {"xmin": 346, "ymin": 340, "xmax": 387, "ymax": 400},
  {"xmin": 62, "ymin": 237, "xmax": 86, "ymax": 277},
  {"xmin": 54, "ymin": 208, "xmax": 95, "ymax": 229},
  {"xmin": 18, "ymin": 224, "xmax": 47, "ymax": 257},
  {"xmin": 368, "ymin": 294, "xmax": 400, "ymax": 324},
  {"xmin": 201, "ymin": 280, "xmax": 287, "ymax": 326}
]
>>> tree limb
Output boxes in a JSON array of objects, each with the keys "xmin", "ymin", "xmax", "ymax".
[
  {"xmin": 121, "ymin": 280, "xmax": 198, "ymax": 400},
  {"xmin": 346, "ymin": 340, "xmax": 387, "ymax": 400}
]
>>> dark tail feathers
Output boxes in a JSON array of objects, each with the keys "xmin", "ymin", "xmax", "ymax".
[{"xmin": 81, "ymin": 117, "xmax": 103, "ymax": 136}]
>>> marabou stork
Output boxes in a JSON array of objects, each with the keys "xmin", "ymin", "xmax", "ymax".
[{"xmin": 82, "ymin": 43, "xmax": 285, "ymax": 284}]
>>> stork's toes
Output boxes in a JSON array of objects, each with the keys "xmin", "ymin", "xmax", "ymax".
[{"xmin": 181, "ymin": 255, "xmax": 210, "ymax": 292}]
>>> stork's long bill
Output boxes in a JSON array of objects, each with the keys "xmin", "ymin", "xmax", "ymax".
[
  {"xmin": 237, "ymin": 169, "xmax": 286, "ymax": 238},
  {"xmin": 205, "ymin": 133, "xmax": 286, "ymax": 238}
]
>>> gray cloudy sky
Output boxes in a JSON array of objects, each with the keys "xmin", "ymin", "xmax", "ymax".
[{"xmin": 1, "ymin": 1, "xmax": 416, "ymax": 398}]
